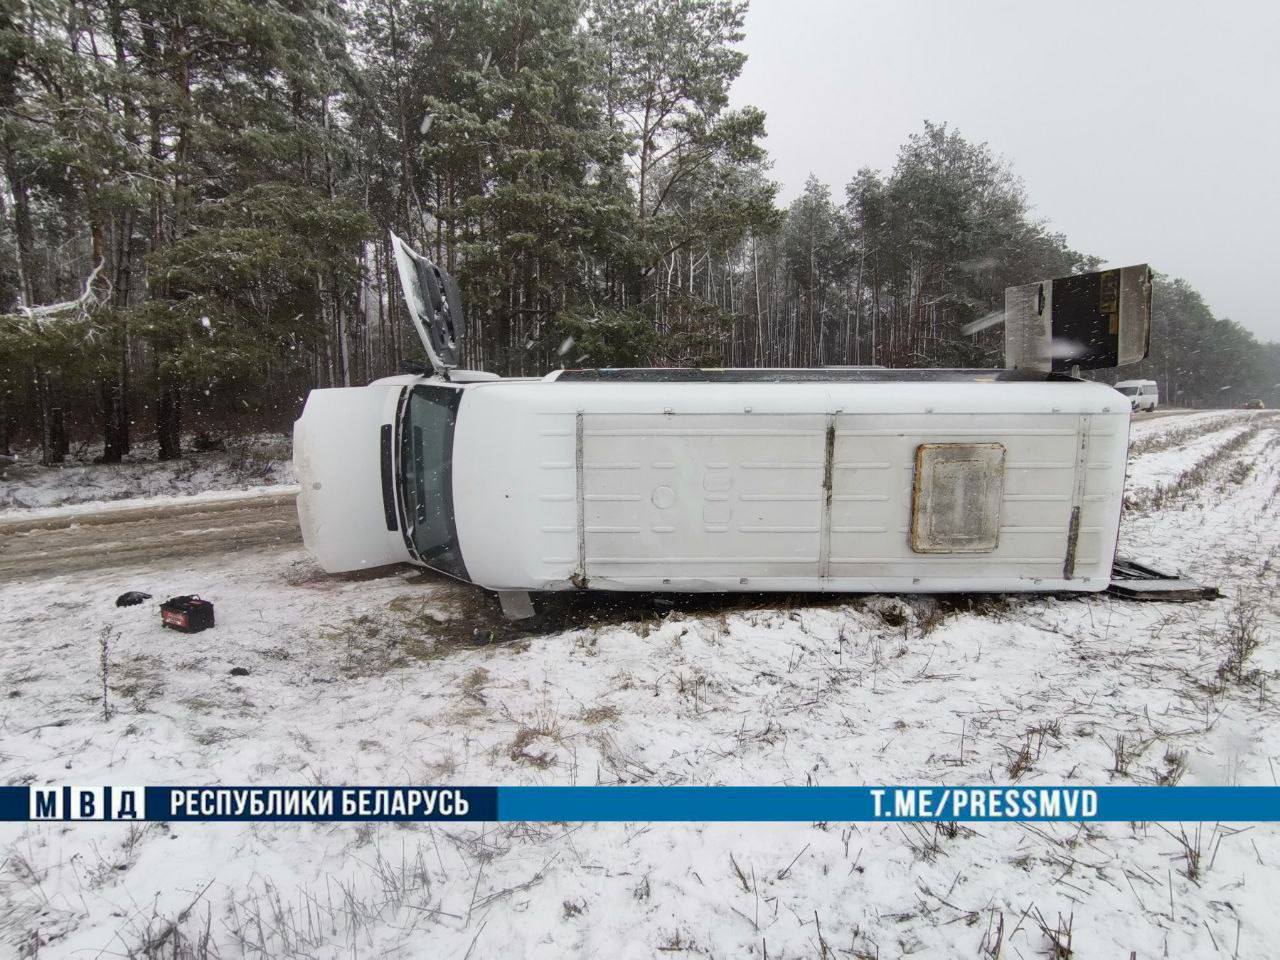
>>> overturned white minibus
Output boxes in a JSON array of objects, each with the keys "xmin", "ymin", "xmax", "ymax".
[{"xmin": 293, "ymin": 236, "xmax": 1152, "ymax": 617}]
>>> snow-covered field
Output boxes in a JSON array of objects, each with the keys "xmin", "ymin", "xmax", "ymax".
[
  {"xmin": 0, "ymin": 434, "xmax": 295, "ymax": 519},
  {"xmin": 2, "ymin": 410, "xmax": 1278, "ymax": 958}
]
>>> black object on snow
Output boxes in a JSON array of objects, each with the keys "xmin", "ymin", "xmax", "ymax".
[
  {"xmin": 160, "ymin": 595, "xmax": 216, "ymax": 633},
  {"xmin": 1108, "ymin": 558, "xmax": 1220, "ymax": 602},
  {"xmin": 116, "ymin": 591, "xmax": 152, "ymax": 607},
  {"xmin": 228, "ymin": 666, "xmax": 250, "ymax": 677}
]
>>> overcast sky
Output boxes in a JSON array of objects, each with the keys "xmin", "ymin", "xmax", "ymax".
[{"xmin": 732, "ymin": 0, "xmax": 1280, "ymax": 340}]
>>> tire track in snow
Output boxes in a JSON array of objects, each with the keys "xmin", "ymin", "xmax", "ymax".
[
  {"xmin": 1120, "ymin": 417, "xmax": 1280, "ymax": 580},
  {"xmin": 1124, "ymin": 414, "xmax": 1272, "ymax": 495}
]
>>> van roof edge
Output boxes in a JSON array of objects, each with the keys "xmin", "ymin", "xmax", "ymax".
[{"xmin": 553, "ymin": 367, "xmax": 1083, "ymax": 384}]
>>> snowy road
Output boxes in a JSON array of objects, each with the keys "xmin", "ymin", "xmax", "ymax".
[
  {"xmin": 0, "ymin": 492, "xmax": 300, "ymax": 580},
  {"xmin": 2, "ymin": 409, "xmax": 1278, "ymax": 959}
]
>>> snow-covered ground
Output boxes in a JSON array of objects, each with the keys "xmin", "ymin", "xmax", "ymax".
[
  {"xmin": 2, "ymin": 410, "xmax": 1278, "ymax": 958},
  {"xmin": 1124, "ymin": 413, "xmax": 1254, "ymax": 495},
  {"xmin": 0, "ymin": 434, "xmax": 296, "ymax": 519}
]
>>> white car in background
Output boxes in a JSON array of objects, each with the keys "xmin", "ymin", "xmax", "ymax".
[{"xmin": 1115, "ymin": 379, "xmax": 1159, "ymax": 412}]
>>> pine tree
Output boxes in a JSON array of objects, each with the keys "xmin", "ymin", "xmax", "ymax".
[{"xmin": 589, "ymin": 0, "xmax": 773, "ymax": 348}]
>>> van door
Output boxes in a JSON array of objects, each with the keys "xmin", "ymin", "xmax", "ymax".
[
  {"xmin": 294, "ymin": 384, "xmax": 413, "ymax": 573},
  {"xmin": 579, "ymin": 413, "xmax": 825, "ymax": 584}
]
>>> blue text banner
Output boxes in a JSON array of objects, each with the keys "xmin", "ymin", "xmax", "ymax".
[{"xmin": 2, "ymin": 786, "xmax": 1278, "ymax": 823}]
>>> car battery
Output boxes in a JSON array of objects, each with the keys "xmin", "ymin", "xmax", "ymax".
[{"xmin": 160, "ymin": 595, "xmax": 215, "ymax": 633}]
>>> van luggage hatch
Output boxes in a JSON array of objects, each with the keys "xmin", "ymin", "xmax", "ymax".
[{"xmin": 390, "ymin": 231, "xmax": 465, "ymax": 377}]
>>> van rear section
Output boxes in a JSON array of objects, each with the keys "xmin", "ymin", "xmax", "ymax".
[
  {"xmin": 293, "ymin": 381, "xmax": 415, "ymax": 573},
  {"xmin": 450, "ymin": 373, "xmax": 1130, "ymax": 594}
]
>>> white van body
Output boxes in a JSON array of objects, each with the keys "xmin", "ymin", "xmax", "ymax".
[
  {"xmin": 293, "ymin": 369, "xmax": 1131, "ymax": 596},
  {"xmin": 293, "ymin": 236, "xmax": 1140, "ymax": 607},
  {"xmin": 1114, "ymin": 379, "xmax": 1158, "ymax": 412}
]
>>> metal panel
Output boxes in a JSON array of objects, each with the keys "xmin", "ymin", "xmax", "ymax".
[
  {"xmin": 1108, "ymin": 558, "xmax": 1220, "ymax": 601},
  {"xmin": 579, "ymin": 414, "xmax": 825, "ymax": 581},
  {"xmin": 1115, "ymin": 266, "xmax": 1152, "ymax": 366},
  {"xmin": 1004, "ymin": 280, "xmax": 1052, "ymax": 372},
  {"xmin": 389, "ymin": 232, "xmax": 465, "ymax": 375},
  {"xmin": 820, "ymin": 414, "xmax": 1096, "ymax": 581},
  {"xmin": 1062, "ymin": 415, "xmax": 1092, "ymax": 578},
  {"xmin": 1004, "ymin": 264, "xmax": 1150, "ymax": 372},
  {"xmin": 910, "ymin": 443, "xmax": 1006, "ymax": 554}
]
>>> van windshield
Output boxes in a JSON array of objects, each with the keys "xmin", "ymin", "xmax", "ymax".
[
  {"xmin": 398, "ymin": 384, "xmax": 468, "ymax": 580},
  {"xmin": 1117, "ymin": 386, "xmax": 1139, "ymax": 395}
]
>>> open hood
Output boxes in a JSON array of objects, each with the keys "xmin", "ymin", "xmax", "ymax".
[
  {"xmin": 390, "ymin": 231, "xmax": 466, "ymax": 377},
  {"xmin": 293, "ymin": 383, "xmax": 411, "ymax": 572}
]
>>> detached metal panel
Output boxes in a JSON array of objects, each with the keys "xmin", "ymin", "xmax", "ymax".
[{"xmin": 1005, "ymin": 265, "xmax": 1151, "ymax": 373}]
